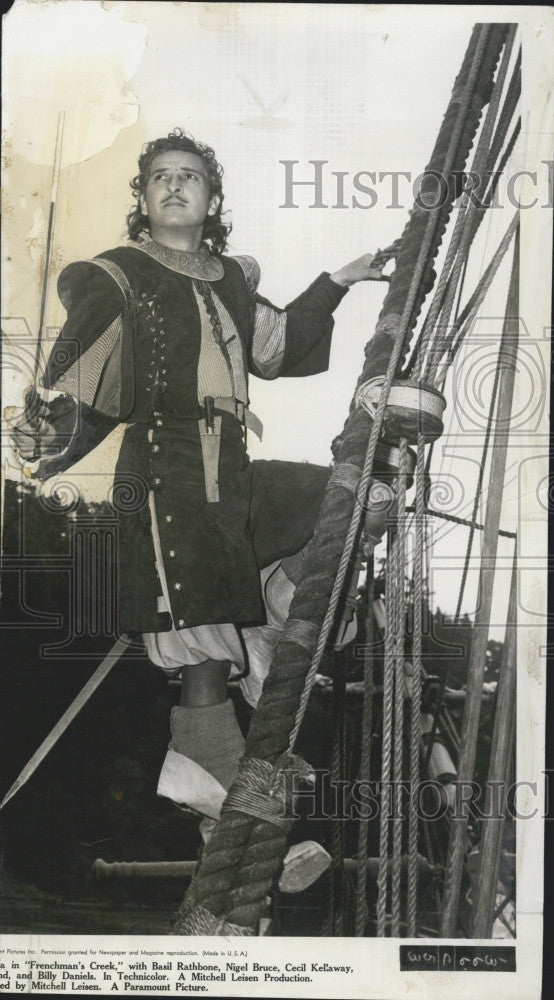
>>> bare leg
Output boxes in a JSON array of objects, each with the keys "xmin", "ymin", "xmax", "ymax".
[{"xmin": 179, "ymin": 658, "xmax": 231, "ymax": 707}]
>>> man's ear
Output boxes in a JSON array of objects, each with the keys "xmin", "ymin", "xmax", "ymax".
[{"xmin": 207, "ymin": 195, "xmax": 221, "ymax": 217}]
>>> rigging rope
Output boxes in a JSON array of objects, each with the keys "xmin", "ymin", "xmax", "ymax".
[
  {"xmin": 286, "ymin": 22, "xmax": 496, "ymax": 766},
  {"xmin": 424, "ymin": 215, "xmax": 518, "ymax": 772},
  {"xmin": 323, "ymin": 663, "xmax": 347, "ymax": 936},
  {"xmin": 407, "ymin": 433, "xmax": 426, "ymax": 935},
  {"xmin": 404, "ymin": 43, "xmax": 520, "ymax": 381},
  {"xmin": 391, "ymin": 440, "xmax": 408, "ymax": 936},
  {"xmin": 435, "ymin": 211, "xmax": 518, "ymax": 385},
  {"xmin": 173, "ymin": 21, "xmax": 510, "ymax": 938},
  {"xmin": 406, "ymin": 505, "xmax": 516, "ymax": 538},
  {"xmin": 440, "ymin": 228, "xmax": 520, "ymax": 935},
  {"xmin": 422, "ymin": 25, "xmax": 517, "ymax": 383}
]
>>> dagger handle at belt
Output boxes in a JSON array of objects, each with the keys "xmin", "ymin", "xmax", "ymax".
[{"xmin": 204, "ymin": 395, "xmax": 215, "ymax": 435}]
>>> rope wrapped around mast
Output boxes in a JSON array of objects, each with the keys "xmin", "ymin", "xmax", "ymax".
[{"xmin": 173, "ymin": 22, "xmax": 509, "ymax": 937}]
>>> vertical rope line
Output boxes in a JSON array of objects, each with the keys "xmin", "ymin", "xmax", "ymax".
[
  {"xmin": 335, "ymin": 664, "xmax": 346, "ymax": 936},
  {"xmin": 175, "ymin": 24, "xmax": 509, "ymax": 939},
  {"xmin": 416, "ymin": 199, "xmax": 473, "ymax": 378},
  {"xmin": 484, "ymin": 47, "xmax": 521, "ymax": 181},
  {"xmin": 434, "ymin": 212, "xmax": 519, "ymax": 385},
  {"xmin": 376, "ymin": 531, "xmax": 398, "ymax": 936},
  {"xmin": 441, "ymin": 228, "xmax": 519, "ymax": 937},
  {"xmin": 391, "ymin": 438, "xmax": 408, "ymax": 936},
  {"xmin": 422, "ymin": 26, "xmax": 516, "ymax": 383},
  {"xmin": 355, "ymin": 555, "xmax": 375, "ymax": 936},
  {"xmin": 285, "ymin": 24, "xmax": 492, "ymax": 760},
  {"xmin": 407, "ymin": 432, "xmax": 426, "ymax": 936},
  {"xmin": 404, "ymin": 38, "xmax": 519, "ymax": 383},
  {"xmin": 424, "ymin": 217, "xmax": 517, "ymax": 772},
  {"xmin": 322, "ymin": 663, "xmax": 345, "ymax": 936}
]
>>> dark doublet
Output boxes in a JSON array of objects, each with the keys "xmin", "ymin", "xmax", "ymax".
[{"xmin": 41, "ymin": 244, "xmax": 347, "ymax": 633}]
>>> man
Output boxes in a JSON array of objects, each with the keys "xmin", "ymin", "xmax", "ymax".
[{"xmin": 12, "ymin": 128, "xmax": 391, "ymax": 852}]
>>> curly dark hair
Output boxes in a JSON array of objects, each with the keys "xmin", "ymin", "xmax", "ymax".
[{"xmin": 126, "ymin": 128, "xmax": 231, "ymax": 255}]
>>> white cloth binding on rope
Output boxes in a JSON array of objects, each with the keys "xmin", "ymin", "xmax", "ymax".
[{"xmin": 356, "ymin": 377, "xmax": 446, "ymax": 422}]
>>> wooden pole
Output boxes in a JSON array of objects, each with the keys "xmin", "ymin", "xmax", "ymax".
[
  {"xmin": 440, "ymin": 228, "xmax": 519, "ymax": 936},
  {"xmin": 471, "ymin": 552, "xmax": 517, "ymax": 935},
  {"xmin": 92, "ymin": 854, "xmax": 435, "ymax": 884}
]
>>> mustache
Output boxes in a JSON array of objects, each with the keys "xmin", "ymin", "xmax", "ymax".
[{"xmin": 162, "ymin": 194, "xmax": 187, "ymax": 205}]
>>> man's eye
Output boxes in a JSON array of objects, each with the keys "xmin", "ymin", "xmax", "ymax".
[{"xmin": 183, "ymin": 173, "xmax": 198, "ymax": 181}]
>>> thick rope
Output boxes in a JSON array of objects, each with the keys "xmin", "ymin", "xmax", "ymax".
[
  {"xmin": 281, "ymin": 619, "xmax": 319, "ymax": 652},
  {"xmin": 404, "ymin": 46, "xmax": 519, "ymax": 381},
  {"xmin": 422, "ymin": 26, "xmax": 517, "ymax": 383},
  {"xmin": 175, "ymin": 22, "xmax": 508, "ymax": 936},
  {"xmin": 329, "ymin": 462, "xmax": 363, "ymax": 493},
  {"xmin": 377, "ymin": 31, "xmax": 515, "ymax": 917},
  {"xmin": 428, "ymin": 27, "xmax": 516, "ymax": 374},
  {"xmin": 485, "ymin": 47, "xmax": 521, "ymax": 180},
  {"xmin": 176, "ymin": 904, "xmax": 255, "ymax": 936},
  {"xmin": 360, "ymin": 23, "xmax": 507, "ymax": 380},
  {"xmin": 285, "ymin": 24, "xmax": 496, "ymax": 763},
  {"xmin": 222, "ymin": 757, "xmax": 294, "ymax": 830}
]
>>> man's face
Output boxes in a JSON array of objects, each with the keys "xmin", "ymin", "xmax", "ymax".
[{"xmin": 144, "ymin": 150, "xmax": 220, "ymax": 239}]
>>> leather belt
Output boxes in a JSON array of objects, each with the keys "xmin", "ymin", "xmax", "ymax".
[{"xmin": 200, "ymin": 396, "xmax": 263, "ymax": 441}]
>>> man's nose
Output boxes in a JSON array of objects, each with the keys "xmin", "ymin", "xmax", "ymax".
[{"xmin": 167, "ymin": 176, "xmax": 183, "ymax": 193}]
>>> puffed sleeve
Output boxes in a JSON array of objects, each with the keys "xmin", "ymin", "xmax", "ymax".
[
  {"xmin": 233, "ymin": 256, "xmax": 349, "ymax": 379},
  {"xmin": 42, "ymin": 260, "xmax": 126, "ymax": 398},
  {"xmin": 32, "ymin": 259, "xmax": 129, "ymax": 480}
]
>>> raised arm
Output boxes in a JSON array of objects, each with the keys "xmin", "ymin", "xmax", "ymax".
[{"xmin": 240, "ymin": 253, "xmax": 387, "ymax": 380}]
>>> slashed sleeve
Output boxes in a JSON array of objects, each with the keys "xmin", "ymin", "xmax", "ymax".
[
  {"xmin": 33, "ymin": 260, "xmax": 127, "ymax": 479},
  {"xmin": 234, "ymin": 256, "xmax": 349, "ymax": 380}
]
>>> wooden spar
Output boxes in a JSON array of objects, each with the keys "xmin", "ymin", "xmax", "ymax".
[
  {"xmin": 33, "ymin": 111, "xmax": 65, "ymax": 384},
  {"xmin": 440, "ymin": 227, "xmax": 519, "ymax": 937},
  {"xmin": 93, "ymin": 858, "xmax": 198, "ymax": 881},
  {"xmin": 93, "ymin": 854, "xmax": 435, "ymax": 883},
  {"xmin": 471, "ymin": 548, "xmax": 517, "ymax": 936}
]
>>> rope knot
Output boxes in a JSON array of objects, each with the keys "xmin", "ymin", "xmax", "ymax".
[
  {"xmin": 222, "ymin": 756, "xmax": 292, "ymax": 831},
  {"xmin": 371, "ymin": 237, "xmax": 402, "ymax": 272},
  {"xmin": 269, "ymin": 753, "xmax": 316, "ymax": 797}
]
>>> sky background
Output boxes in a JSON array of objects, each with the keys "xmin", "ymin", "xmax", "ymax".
[{"xmin": 2, "ymin": 1, "xmax": 552, "ymax": 633}]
